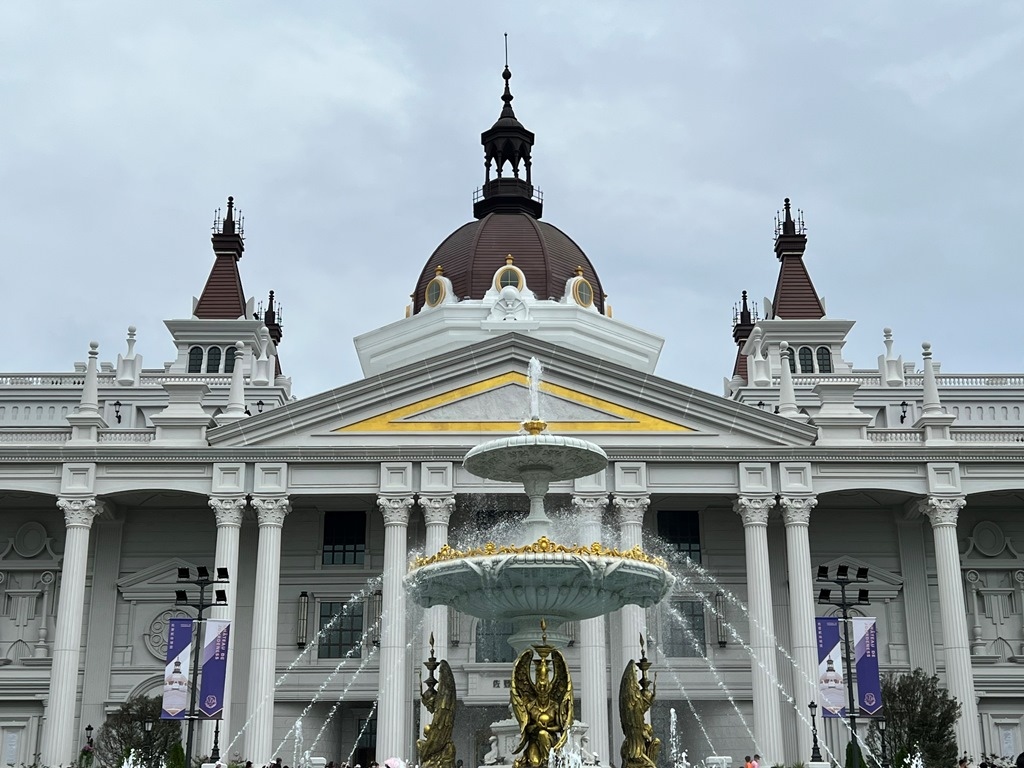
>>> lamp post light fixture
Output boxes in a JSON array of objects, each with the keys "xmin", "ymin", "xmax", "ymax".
[
  {"xmin": 817, "ymin": 564, "xmax": 871, "ymax": 768},
  {"xmin": 297, "ymin": 591, "xmax": 310, "ymax": 648},
  {"xmin": 877, "ymin": 718, "xmax": 889, "ymax": 768},
  {"xmin": 143, "ymin": 721, "xmax": 153, "ymax": 768},
  {"xmin": 85, "ymin": 724, "xmax": 93, "ymax": 747},
  {"xmin": 808, "ymin": 700, "xmax": 823, "ymax": 763},
  {"xmin": 715, "ymin": 591, "xmax": 728, "ymax": 648},
  {"xmin": 175, "ymin": 565, "xmax": 230, "ymax": 768},
  {"xmin": 899, "ymin": 401, "xmax": 909, "ymax": 424}
]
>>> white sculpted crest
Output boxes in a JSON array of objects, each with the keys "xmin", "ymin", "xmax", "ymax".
[
  {"xmin": 421, "ymin": 495, "xmax": 456, "ymax": 525},
  {"xmin": 378, "ymin": 495, "xmax": 415, "ymax": 525},
  {"xmin": 612, "ymin": 495, "xmax": 650, "ymax": 524},
  {"xmin": 251, "ymin": 497, "xmax": 291, "ymax": 527},
  {"xmin": 208, "ymin": 496, "xmax": 246, "ymax": 527},
  {"xmin": 57, "ymin": 497, "xmax": 98, "ymax": 528},
  {"xmin": 780, "ymin": 496, "xmax": 818, "ymax": 526},
  {"xmin": 734, "ymin": 496, "xmax": 776, "ymax": 526},
  {"xmin": 923, "ymin": 496, "xmax": 966, "ymax": 527}
]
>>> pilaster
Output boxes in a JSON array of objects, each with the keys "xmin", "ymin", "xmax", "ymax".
[{"xmin": 612, "ymin": 491, "xmax": 649, "ymax": 752}]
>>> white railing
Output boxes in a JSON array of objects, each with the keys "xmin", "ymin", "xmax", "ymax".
[
  {"xmin": 951, "ymin": 430, "xmax": 1024, "ymax": 444},
  {"xmin": 0, "ymin": 430, "xmax": 70, "ymax": 444},
  {"xmin": 867, "ymin": 430, "xmax": 924, "ymax": 444},
  {"xmin": 0, "ymin": 374, "xmax": 88, "ymax": 387},
  {"xmin": 0, "ymin": 372, "xmax": 234, "ymax": 388},
  {"xmin": 98, "ymin": 430, "xmax": 155, "ymax": 444},
  {"xmin": 138, "ymin": 374, "xmax": 232, "ymax": 387},
  {"xmin": 769, "ymin": 372, "xmax": 1024, "ymax": 389}
]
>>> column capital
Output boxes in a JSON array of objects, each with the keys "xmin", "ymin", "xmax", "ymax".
[
  {"xmin": 378, "ymin": 495, "xmax": 414, "ymax": 526},
  {"xmin": 57, "ymin": 497, "xmax": 99, "ymax": 529},
  {"xmin": 420, "ymin": 495, "xmax": 455, "ymax": 526},
  {"xmin": 251, "ymin": 496, "xmax": 291, "ymax": 527},
  {"xmin": 612, "ymin": 494, "xmax": 649, "ymax": 524},
  {"xmin": 572, "ymin": 494, "xmax": 608, "ymax": 522},
  {"xmin": 209, "ymin": 496, "xmax": 246, "ymax": 527},
  {"xmin": 734, "ymin": 495, "xmax": 776, "ymax": 526},
  {"xmin": 780, "ymin": 495, "xmax": 818, "ymax": 526},
  {"xmin": 921, "ymin": 496, "xmax": 967, "ymax": 527}
]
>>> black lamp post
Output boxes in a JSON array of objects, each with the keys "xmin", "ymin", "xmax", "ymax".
[
  {"xmin": 85, "ymin": 724, "xmax": 93, "ymax": 747},
  {"xmin": 808, "ymin": 701, "xmax": 823, "ymax": 763},
  {"xmin": 210, "ymin": 720, "xmax": 222, "ymax": 763},
  {"xmin": 143, "ymin": 720, "xmax": 153, "ymax": 768},
  {"xmin": 877, "ymin": 718, "xmax": 889, "ymax": 768},
  {"xmin": 817, "ymin": 564, "xmax": 871, "ymax": 768},
  {"xmin": 175, "ymin": 566, "xmax": 230, "ymax": 768}
]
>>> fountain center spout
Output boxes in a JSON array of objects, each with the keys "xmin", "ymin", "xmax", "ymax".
[{"xmin": 522, "ymin": 417, "xmax": 548, "ymax": 435}]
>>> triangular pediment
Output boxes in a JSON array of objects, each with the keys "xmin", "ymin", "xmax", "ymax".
[
  {"xmin": 337, "ymin": 372, "xmax": 688, "ymax": 433},
  {"xmin": 208, "ymin": 334, "xmax": 818, "ymax": 448}
]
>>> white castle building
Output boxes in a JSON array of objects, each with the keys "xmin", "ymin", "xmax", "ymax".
[{"xmin": 1, "ymin": 67, "xmax": 1023, "ymax": 768}]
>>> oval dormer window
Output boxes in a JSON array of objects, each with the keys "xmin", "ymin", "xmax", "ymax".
[
  {"xmin": 495, "ymin": 266, "xmax": 523, "ymax": 291},
  {"xmin": 573, "ymin": 278, "xmax": 594, "ymax": 308},
  {"xmin": 425, "ymin": 277, "xmax": 446, "ymax": 307}
]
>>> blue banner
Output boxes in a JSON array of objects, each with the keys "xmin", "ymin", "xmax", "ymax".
[
  {"xmin": 816, "ymin": 616, "xmax": 846, "ymax": 717},
  {"xmin": 854, "ymin": 618, "xmax": 882, "ymax": 716},
  {"xmin": 198, "ymin": 619, "xmax": 231, "ymax": 719},
  {"xmin": 161, "ymin": 618, "xmax": 194, "ymax": 719}
]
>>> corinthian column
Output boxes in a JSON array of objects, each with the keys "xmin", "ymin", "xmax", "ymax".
[
  {"xmin": 377, "ymin": 495, "xmax": 414, "ymax": 762},
  {"xmin": 244, "ymin": 496, "xmax": 290, "ymax": 765},
  {"xmin": 574, "ymin": 494, "xmax": 611, "ymax": 765},
  {"xmin": 921, "ymin": 496, "xmax": 980, "ymax": 757},
  {"xmin": 780, "ymin": 496, "xmax": 818, "ymax": 763},
  {"xmin": 201, "ymin": 496, "xmax": 246, "ymax": 756},
  {"xmin": 41, "ymin": 497, "xmax": 101, "ymax": 767},
  {"xmin": 735, "ymin": 495, "xmax": 783, "ymax": 764},
  {"xmin": 419, "ymin": 494, "xmax": 454, "ymax": 733}
]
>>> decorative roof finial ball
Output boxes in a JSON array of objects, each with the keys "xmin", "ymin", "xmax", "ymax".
[
  {"xmin": 234, "ymin": 341, "xmax": 245, "ymax": 353},
  {"xmin": 89, "ymin": 341, "xmax": 99, "ymax": 355},
  {"xmin": 128, "ymin": 325, "xmax": 137, "ymax": 334},
  {"xmin": 883, "ymin": 327, "xmax": 892, "ymax": 335},
  {"xmin": 922, "ymin": 341, "xmax": 932, "ymax": 358},
  {"xmin": 780, "ymin": 341, "xmax": 789, "ymax": 352}
]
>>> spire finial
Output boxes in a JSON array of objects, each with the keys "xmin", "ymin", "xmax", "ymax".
[
  {"xmin": 504, "ymin": 32, "xmax": 508, "ymax": 68},
  {"xmin": 782, "ymin": 197, "xmax": 795, "ymax": 236},
  {"xmin": 500, "ymin": 38, "xmax": 515, "ymax": 117}
]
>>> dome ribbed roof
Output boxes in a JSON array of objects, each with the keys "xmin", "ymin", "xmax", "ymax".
[{"xmin": 412, "ymin": 211, "xmax": 604, "ymax": 315}]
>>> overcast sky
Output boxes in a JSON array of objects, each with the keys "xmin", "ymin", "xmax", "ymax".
[{"xmin": 2, "ymin": 2, "xmax": 1022, "ymax": 399}]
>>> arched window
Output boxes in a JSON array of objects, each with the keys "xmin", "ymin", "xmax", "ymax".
[
  {"xmin": 788, "ymin": 349, "xmax": 796, "ymax": 374},
  {"xmin": 816, "ymin": 347, "xmax": 833, "ymax": 373},
  {"xmin": 224, "ymin": 345, "xmax": 237, "ymax": 374},
  {"xmin": 798, "ymin": 346, "xmax": 814, "ymax": 373},
  {"xmin": 475, "ymin": 619, "xmax": 516, "ymax": 663},
  {"xmin": 206, "ymin": 346, "xmax": 222, "ymax": 373},
  {"xmin": 187, "ymin": 346, "xmax": 204, "ymax": 373}
]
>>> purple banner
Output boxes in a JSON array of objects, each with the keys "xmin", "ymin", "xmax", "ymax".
[
  {"xmin": 161, "ymin": 618, "xmax": 194, "ymax": 719},
  {"xmin": 198, "ymin": 619, "xmax": 231, "ymax": 719},
  {"xmin": 854, "ymin": 618, "xmax": 882, "ymax": 716},
  {"xmin": 816, "ymin": 616, "xmax": 846, "ymax": 717}
]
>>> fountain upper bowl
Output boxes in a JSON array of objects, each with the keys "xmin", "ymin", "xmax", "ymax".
[{"xmin": 462, "ymin": 433, "xmax": 608, "ymax": 484}]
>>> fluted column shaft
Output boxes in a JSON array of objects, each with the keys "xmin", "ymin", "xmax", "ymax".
[
  {"xmin": 200, "ymin": 497, "xmax": 246, "ymax": 757},
  {"xmin": 781, "ymin": 496, "xmax": 819, "ymax": 763},
  {"xmin": 419, "ymin": 495, "xmax": 454, "ymax": 738},
  {"xmin": 736, "ymin": 496, "xmax": 783, "ymax": 764},
  {"xmin": 41, "ymin": 497, "xmax": 100, "ymax": 767},
  {"xmin": 377, "ymin": 495, "xmax": 414, "ymax": 762},
  {"xmin": 244, "ymin": 497, "xmax": 290, "ymax": 765},
  {"xmin": 923, "ymin": 497, "xmax": 980, "ymax": 757},
  {"xmin": 575, "ymin": 495, "xmax": 611, "ymax": 765}
]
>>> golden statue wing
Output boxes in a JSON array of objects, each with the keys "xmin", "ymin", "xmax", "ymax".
[
  {"xmin": 509, "ymin": 648, "xmax": 536, "ymax": 736},
  {"xmin": 551, "ymin": 648, "xmax": 574, "ymax": 751},
  {"xmin": 433, "ymin": 660, "xmax": 457, "ymax": 732},
  {"xmin": 619, "ymin": 659, "xmax": 639, "ymax": 725}
]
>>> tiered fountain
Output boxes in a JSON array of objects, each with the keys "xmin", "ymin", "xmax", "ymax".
[{"xmin": 407, "ymin": 359, "xmax": 675, "ymax": 766}]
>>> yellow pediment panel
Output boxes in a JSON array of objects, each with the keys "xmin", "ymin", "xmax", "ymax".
[{"xmin": 337, "ymin": 372, "xmax": 691, "ymax": 433}]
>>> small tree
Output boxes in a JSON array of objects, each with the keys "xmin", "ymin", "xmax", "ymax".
[
  {"xmin": 866, "ymin": 669, "xmax": 960, "ymax": 768},
  {"xmin": 95, "ymin": 695, "xmax": 181, "ymax": 768}
]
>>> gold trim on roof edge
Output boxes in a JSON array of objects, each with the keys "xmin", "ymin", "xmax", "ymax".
[{"xmin": 411, "ymin": 535, "xmax": 668, "ymax": 570}]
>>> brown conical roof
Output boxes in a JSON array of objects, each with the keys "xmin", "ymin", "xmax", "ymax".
[{"xmin": 412, "ymin": 211, "xmax": 604, "ymax": 315}]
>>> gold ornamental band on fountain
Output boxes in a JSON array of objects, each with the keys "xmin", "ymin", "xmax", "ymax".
[{"xmin": 411, "ymin": 534, "xmax": 668, "ymax": 570}]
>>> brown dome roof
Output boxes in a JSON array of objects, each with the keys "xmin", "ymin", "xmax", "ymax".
[{"xmin": 412, "ymin": 211, "xmax": 605, "ymax": 315}]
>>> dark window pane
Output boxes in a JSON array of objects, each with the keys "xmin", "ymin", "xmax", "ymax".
[
  {"xmin": 788, "ymin": 350, "xmax": 796, "ymax": 374},
  {"xmin": 476, "ymin": 619, "xmax": 516, "ymax": 663},
  {"xmin": 224, "ymin": 345, "xmax": 237, "ymax": 373},
  {"xmin": 816, "ymin": 346, "xmax": 833, "ymax": 373},
  {"xmin": 799, "ymin": 346, "xmax": 814, "ymax": 373},
  {"xmin": 206, "ymin": 346, "xmax": 222, "ymax": 373},
  {"xmin": 665, "ymin": 600, "xmax": 706, "ymax": 658},
  {"xmin": 657, "ymin": 510, "xmax": 701, "ymax": 564},
  {"xmin": 187, "ymin": 347, "xmax": 204, "ymax": 374},
  {"xmin": 318, "ymin": 601, "xmax": 363, "ymax": 659},
  {"xmin": 323, "ymin": 511, "xmax": 366, "ymax": 565}
]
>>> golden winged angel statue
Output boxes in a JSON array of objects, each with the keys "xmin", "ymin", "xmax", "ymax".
[
  {"xmin": 509, "ymin": 622, "xmax": 574, "ymax": 768},
  {"xmin": 619, "ymin": 636, "xmax": 660, "ymax": 768},
  {"xmin": 418, "ymin": 635, "xmax": 457, "ymax": 768}
]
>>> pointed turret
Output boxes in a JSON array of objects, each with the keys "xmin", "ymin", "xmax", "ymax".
[
  {"xmin": 195, "ymin": 196, "xmax": 247, "ymax": 319},
  {"xmin": 474, "ymin": 64, "xmax": 543, "ymax": 219},
  {"xmin": 262, "ymin": 290, "xmax": 284, "ymax": 377},
  {"xmin": 770, "ymin": 198, "xmax": 824, "ymax": 320},
  {"xmin": 731, "ymin": 290, "xmax": 756, "ymax": 381}
]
